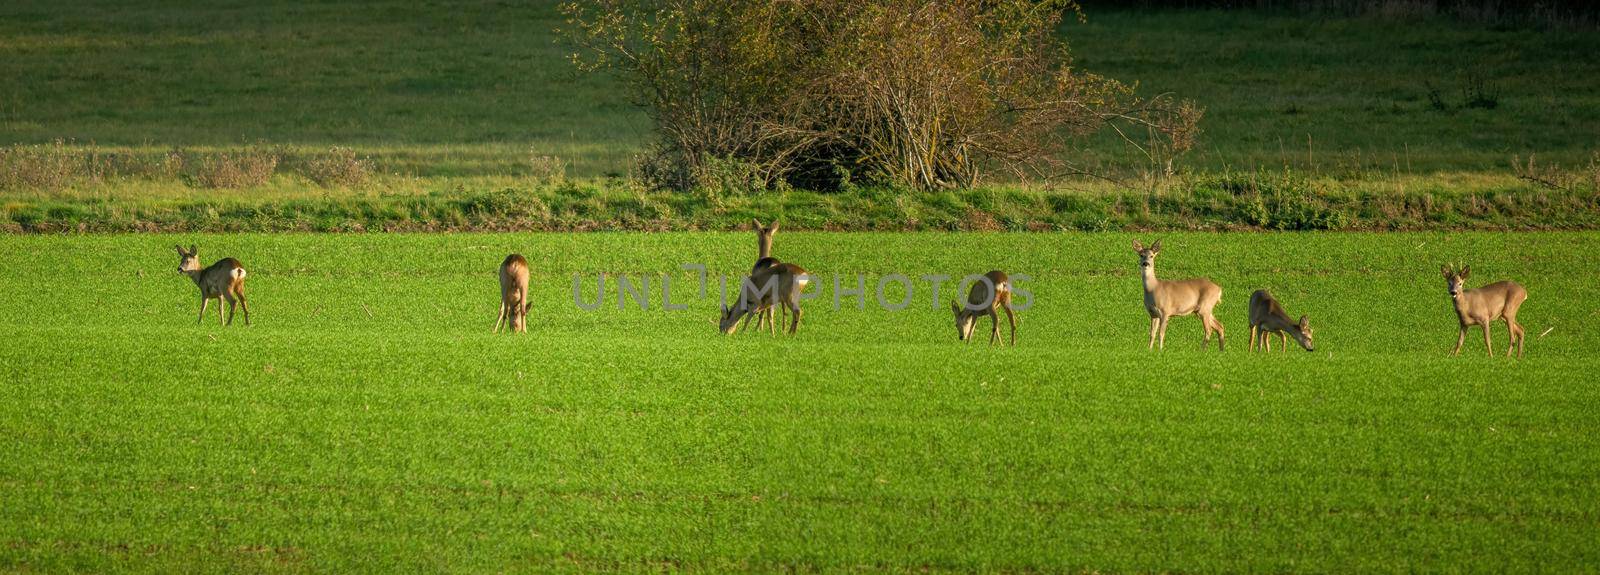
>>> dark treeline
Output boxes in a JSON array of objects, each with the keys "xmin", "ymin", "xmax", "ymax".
[{"xmin": 1081, "ymin": 0, "xmax": 1599, "ymax": 24}]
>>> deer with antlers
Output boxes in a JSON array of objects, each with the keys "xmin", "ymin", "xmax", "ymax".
[{"xmin": 1441, "ymin": 264, "xmax": 1527, "ymax": 357}]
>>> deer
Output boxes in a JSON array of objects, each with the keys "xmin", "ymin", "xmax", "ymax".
[
  {"xmin": 744, "ymin": 219, "xmax": 782, "ymax": 333},
  {"xmin": 719, "ymin": 262, "xmax": 810, "ymax": 336},
  {"xmin": 1133, "ymin": 239, "xmax": 1224, "ymax": 351},
  {"xmin": 1441, "ymin": 264, "xmax": 1527, "ymax": 357},
  {"xmin": 1247, "ymin": 289, "xmax": 1314, "ymax": 352},
  {"xmin": 950, "ymin": 270, "xmax": 1016, "ymax": 345},
  {"xmin": 175, "ymin": 244, "xmax": 249, "ymax": 326},
  {"xmin": 495, "ymin": 254, "xmax": 530, "ymax": 333}
]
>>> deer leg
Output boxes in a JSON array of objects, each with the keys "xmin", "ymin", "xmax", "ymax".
[
  {"xmin": 1157, "ymin": 316, "xmax": 1170, "ymax": 350},
  {"xmin": 197, "ymin": 297, "xmax": 209, "ymax": 324},
  {"xmin": 1497, "ymin": 317, "xmax": 1510, "ymax": 358},
  {"xmin": 1280, "ymin": 332, "xmax": 1288, "ymax": 352},
  {"xmin": 988, "ymin": 310, "xmax": 1000, "ymax": 345},
  {"xmin": 1453, "ymin": 326, "xmax": 1466, "ymax": 356},
  {"xmin": 494, "ymin": 303, "xmax": 507, "ymax": 333},
  {"xmin": 226, "ymin": 295, "xmax": 238, "ymax": 326},
  {"xmin": 217, "ymin": 297, "xmax": 227, "ymax": 326},
  {"xmin": 788, "ymin": 305, "xmax": 802, "ymax": 335},
  {"xmin": 1514, "ymin": 320, "xmax": 1525, "ymax": 357},
  {"xmin": 1482, "ymin": 324, "xmax": 1494, "ymax": 357},
  {"xmin": 1201, "ymin": 316, "xmax": 1214, "ymax": 350},
  {"xmin": 1148, "ymin": 317, "xmax": 1159, "ymax": 350},
  {"xmin": 1004, "ymin": 304, "xmax": 1016, "ymax": 346},
  {"xmin": 235, "ymin": 289, "xmax": 250, "ymax": 326},
  {"xmin": 1214, "ymin": 317, "xmax": 1226, "ymax": 352},
  {"xmin": 1249, "ymin": 326, "xmax": 1257, "ymax": 351}
]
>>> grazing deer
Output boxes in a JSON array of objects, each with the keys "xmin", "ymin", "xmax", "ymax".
[
  {"xmin": 1441, "ymin": 264, "xmax": 1527, "ymax": 357},
  {"xmin": 950, "ymin": 270, "xmax": 1016, "ymax": 345},
  {"xmin": 495, "ymin": 254, "xmax": 530, "ymax": 333},
  {"xmin": 1133, "ymin": 239, "xmax": 1224, "ymax": 351},
  {"xmin": 175, "ymin": 244, "xmax": 249, "ymax": 326},
  {"xmin": 1248, "ymin": 289, "xmax": 1314, "ymax": 352},
  {"xmin": 745, "ymin": 219, "xmax": 782, "ymax": 332},
  {"xmin": 719, "ymin": 262, "xmax": 810, "ymax": 335}
]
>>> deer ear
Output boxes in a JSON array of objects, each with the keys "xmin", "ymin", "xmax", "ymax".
[
  {"xmin": 1151, "ymin": 239, "xmax": 1162, "ymax": 253},
  {"xmin": 175, "ymin": 245, "xmax": 185, "ymax": 255},
  {"xmin": 189, "ymin": 244, "xmax": 197, "ymax": 255},
  {"xmin": 1131, "ymin": 239, "xmax": 1144, "ymax": 252},
  {"xmin": 1299, "ymin": 315, "xmax": 1309, "ymax": 328},
  {"xmin": 1460, "ymin": 266, "xmax": 1470, "ymax": 279},
  {"xmin": 768, "ymin": 222, "xmax": 778, "ymax": 233},
  {"xmin": 751, "ymin": 218, "xmax": 763, "ymax": 229},
  {"xmin": 1440, "ymin": 264, "xmax": 1451, "ymax": 277}
]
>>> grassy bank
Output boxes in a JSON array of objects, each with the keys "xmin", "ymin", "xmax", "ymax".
[{"xmin": 4, "ymin": 171, "xmax": 1596, "ymax": 233}]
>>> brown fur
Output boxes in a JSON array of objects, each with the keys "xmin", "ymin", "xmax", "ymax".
[
  {"xmin": 1248, "ymin": 289, "xmax": 1314, "ymax": 352},
  {"xmin": 176, "ymin": 244, "xmax": 249, "ymax": 326},
  {"xmin": 950, "ymin": 270, "xmax": 1016, "ymax": 346},
  {"xmin": 1442, "ymin": 264, "xmax": 1527, "ymax": 357},
  {"xmin": 495, "ymin": 254, "xmax": 530, "ymax": 333},
  {"xmin": 720, "ymin": 262, "xmax": 809, "ymax": 335},
  {"xmin": 1133, "ymin": 239, "xmax": 1224, "ymax": 351}
]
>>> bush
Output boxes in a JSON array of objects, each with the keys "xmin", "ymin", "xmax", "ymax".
[
  {"xmin": 301, "ymin": 146, "xmax": 371, "ymax": 188},
  {"xmin": 528, "ymin": 154, "xmax": 568, "ymax": 188},
  {"xmin": 0, "ymin": 140, "xmax": 78, "ymax": 190},
  {"xmin": 188, "ymin": 145, "xmax": 280, "ymax": 189},
  {"xmin": 563, "ymin": 0, "xmax": 1201, "ymax": 192}
]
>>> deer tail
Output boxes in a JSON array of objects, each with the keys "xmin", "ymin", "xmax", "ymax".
[{"xmin": 233, "ymin": 267, "xmax": 247, "ymax": 280}]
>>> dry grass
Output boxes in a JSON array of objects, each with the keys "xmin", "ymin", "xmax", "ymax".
[
  {"xmin": 186, "ymin": 145, "xmax": 280, "ymax": 189},
  {"xmin": 299, "ymin": 146, "xmax": 371, "ymax": 188}
]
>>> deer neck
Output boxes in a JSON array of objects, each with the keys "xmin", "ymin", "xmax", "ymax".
[
  {"xmin": 1450, "ymin": 289, "xmax": 1472, "ymax": 319},
  {"xmin": 183, "ymin": 268, "xmax": 205, "ymax": 286},
  {"xmin": 1141, "ymin": 264, "xmax": 1160, "ymax": 293},
  {"xmin": 757, "ymin": 239, "xmax": 772, "ymax": 260}
]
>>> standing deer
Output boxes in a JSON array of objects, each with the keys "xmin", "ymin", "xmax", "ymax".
[
  {"xmin": 745, "ymin": 219, "xmax": 782, "ymax": 333},
  {"xmin": 950, "ymin": 270, "xmax": 1016, "ymax": 345},
  {"xmin": 719, "ymin": 262, "xmax": 810, "ymax": 335},
  {"xmin": 495, "ymin": 254, "xmax": 530, "ymax": 333},
  {"xmin": 1442, "ymin": 264, "xmax": 1527, "ymax": 357},
  {"xmin": 1248, "ymin": 289, "xmax": 1314, "ymax": 352},
  {"xmin": 175, "ymin": 244, "xmax": 249, "ymax": 326},
  {"xmin": 1133, "ymin": 239, "xmax": 1224, "ymax": 351}
]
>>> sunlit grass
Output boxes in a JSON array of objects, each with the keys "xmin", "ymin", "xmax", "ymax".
[{"xmin": 2, "ymin": 232, "xmax": 1598, "ymax": 571}]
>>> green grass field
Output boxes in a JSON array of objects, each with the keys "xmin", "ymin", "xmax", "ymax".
[{"xmin": 3, "ymin": 232, "xmax": 1598, "ymax": 572}]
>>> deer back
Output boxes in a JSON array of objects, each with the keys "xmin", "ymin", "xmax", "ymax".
[
  {"xmin": 499, "ymin": 254, "xmax": 529, "ymax": 301},
  {"xmin": 197, "ymin": 258, "xmax": 244, "ymax": 297}
]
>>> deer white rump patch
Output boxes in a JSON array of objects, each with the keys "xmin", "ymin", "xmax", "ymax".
[{"xmin": 233, "ymin": 268, "xmax": 247, "ymax": 280}]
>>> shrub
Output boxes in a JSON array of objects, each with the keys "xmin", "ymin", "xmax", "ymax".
[
  {"xmin": 563, "ymin": 0, "xmax": 1201, "ymax": 192},
  {"xmin": 528, "ymin": 153, "xmax": 569, "ymax": 188},
  {"xmin": 0, "ymin": 140, "xmax": 78, "ymax": 190},
  {"xmin": 301, "ymin": 146, "xmax": 371, "ymax": 188},
  {"xmin": 188, "ymin": 145, "xmax": 280, "ymax": 189}
]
